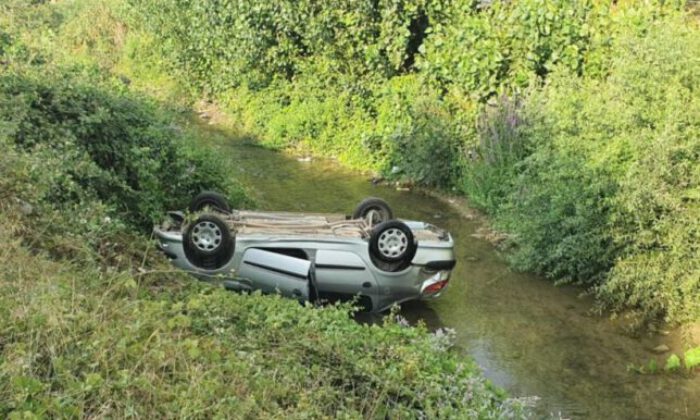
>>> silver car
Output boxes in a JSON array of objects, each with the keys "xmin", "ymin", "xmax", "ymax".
[{"xmin": 154, "ymin": 192, "xmax": 455, "ymax": 312}]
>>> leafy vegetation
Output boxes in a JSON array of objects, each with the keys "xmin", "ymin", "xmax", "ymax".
[
  {"xmin": 665, "ymin": 354, "xmax": 682, "ymax": 372},
  {"xmin": 495, "ymin": 19, "xmax": 700, "ymax": 325},
  {"xmin": 686, "ymin": 347, "xmax": 700, "ymax": 371},
  {"xmin": 0, "ymin": 71, "xmax": 248, "ymax": 230},
  {"xmin": 0, "ymin": 220, "xmax": 519, "ymax": 417},
  {"xmin": 126, "ymin": 0, "xmax": 699, "ymax": 326},
  {"xmin": 0, "ymin": 1, "xmax": 519, "ymax": 417},
  {"xmin": 628, "ymin": 347, "xmax": 700, "ymax": 375}
]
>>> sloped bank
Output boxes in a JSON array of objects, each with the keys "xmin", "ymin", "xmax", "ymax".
[{"xmin": 0, "ymin": 216, "xmax": 522, "ymax": 417}]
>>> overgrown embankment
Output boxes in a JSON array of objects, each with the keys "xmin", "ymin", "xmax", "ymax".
[
  {"xmin": 0, "ymin": 1, "xmax": 520, "ymax": 417},
  {"xmin": 0, "ymin": 210, "xmax": 515, "ymax": 417},
  {"xmin": 126, "ymin": 0, "xmax": 700, "ymax": 326}
]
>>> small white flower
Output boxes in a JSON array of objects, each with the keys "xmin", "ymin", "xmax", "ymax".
[{"xmin": 395, "ymin": 315, "xmax": 410, "ymax": 327}]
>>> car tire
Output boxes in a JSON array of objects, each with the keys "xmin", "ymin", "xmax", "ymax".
[
  {"xmin": 188, "ymin": 191, "xmax": 232, "ymax": 214},
  {"xmin": 352, "ymin": 197, "xmax": 393, "ymax": 226},
  {"xmin": 183, "ymin": 214, "xmax": 235, "ymax": 270},
  {"xmin": 369, "ymin": 220, "xmax": 417, "ymax": 269}
]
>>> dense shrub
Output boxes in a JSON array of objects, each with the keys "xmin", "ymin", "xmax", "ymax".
[
  {"xmin": 461, "ymin": 96, "xmax": 529, "ymax": 211},
  {"xmin": 120, "ymin": 1, "xmax": 451, "ymax": 179},
  {"xmin": 128, "ymin": 0, "xmax": 445, "ymax": 94},
  {"xmin": 385, "ymin": 92, "xmax": 462, "ymax": 187},
  {"xmin": 494, "ymin": 19, "xmax": 700, "ymax": 323},
  {"xmin": 419, "ymin": 0, "xmax": 610, "ymax": 100},
  {"xmin": 127, "ymin": 0, "xmax": 683, "ymax": 186},
  {"xmin": 420, "ymin": 0, "xmax": 683, "ymax": 100},
  {"xmin": 0, "ymin": 68, "xmax": 247, "ymax": 231},
  {"xmin": 222, "ymin": 73, "xmax": 463, "ymax": 185},
  {"xmin": 495, "ymin": 132, "xmax": 618, "ymax": 285},
  {"xmin": 594, "ymin": 21, "xmax": 700, "ymax": 323}
]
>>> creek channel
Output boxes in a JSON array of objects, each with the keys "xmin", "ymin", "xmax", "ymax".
[{"xmin": 199, "ymin": 123, "xmax": 700, "ymax": 419}]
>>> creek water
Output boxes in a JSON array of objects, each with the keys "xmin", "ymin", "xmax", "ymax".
[{"xmin": 201, "ymin": 124, "xmax": 699, "ymax": 419}]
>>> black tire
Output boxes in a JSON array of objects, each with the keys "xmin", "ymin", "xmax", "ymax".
[
  {"xmin": 352, "ymin": 197, "xmax": 393, "ymax": 225},
  {"xmin": 369, "ymin": 220, "xmax": 417, "ymax": 268},
  {"xmin": 183, "ymin": 214, "xmax": 235, "ymax": 270},
  {"xmin": 188, "ymin": 191, "xmax": 232, "ymax": 214}
]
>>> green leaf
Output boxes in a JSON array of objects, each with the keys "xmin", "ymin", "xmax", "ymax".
[
  {"xmin": 664, "ymin": 354, "xmax": 681, "ymax": 372},
  {"xmin": 684, "ymin": 347, "xmax": 700, "ymax": 371}
]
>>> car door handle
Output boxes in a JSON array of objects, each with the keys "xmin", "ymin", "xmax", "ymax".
[{"xmin": 362, "ymin": 282, "xmax": 372, "ymax": 288}]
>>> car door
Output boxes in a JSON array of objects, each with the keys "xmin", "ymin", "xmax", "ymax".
[
  {"xmin": 237, "ymin": 248, "xmax": 310, "ymax": 300},
  {"xmin": 313, "ymin": 249, "xmax": 376, "ymax": 310}
]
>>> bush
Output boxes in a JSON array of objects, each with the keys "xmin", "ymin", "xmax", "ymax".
[
  {"xmin": 495, "ymin": 18, "xmax": 700, "ymax": 323},
  {"xmin": 385, "ymin": 93, "xmax": 462, "ymax": 187},
  {"xmin": 128, "ymin": 0, "xmax": 442, "ymax": 93},
  {"xmin": 0, "ymin": 68, "xmax": 248, "ymax": 231},
  {"xmin": 495, "ymin": 132, "xmax": 618, "ymax": 285},
  {"xmin": 419, "ymin": 0, "xmax": 680, "ymax": 100},
  {"xmin": 125, "ymin": 0, "xmax": 683, "ymax": 186},
  {"xmin": 419, "ymin": 0, "xmax": 610, "ymax": 100},
  {"xmin": 595, "ymin": 20, "xmax": 700, "ymax": 324},
  {"xmin": 223, "ymin": 73, "xmax": 466, "ymax": 186},
  {"xmin": 122, "ymin": 0, "xmax": 699, "ymax": 324}
]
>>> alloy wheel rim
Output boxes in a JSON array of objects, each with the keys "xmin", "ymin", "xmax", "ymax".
[
  {"xmin": 192, "ymin": 221, "xmax": 222, "ymax": 252},
  {"xmin": 377, "ymin": 228, "xmax": 408, "ymax": 258}
]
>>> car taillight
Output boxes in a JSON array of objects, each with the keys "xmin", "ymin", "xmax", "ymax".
[{"xmin": 423, "ymin": 279, "xmax": 449, "ymax": 295}]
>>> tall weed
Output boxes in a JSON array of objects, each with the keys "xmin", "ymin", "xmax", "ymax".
[{"xmin": 462, "ymin": 95, "xmax": 529, "ymax": 212}]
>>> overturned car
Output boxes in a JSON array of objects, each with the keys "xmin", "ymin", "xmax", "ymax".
[{"xmin": 154, "ymin": 192, "xmax": 456, "ymax": 312}]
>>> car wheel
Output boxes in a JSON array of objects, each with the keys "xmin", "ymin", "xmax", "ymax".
[
  {"xmin": 183, "ymin": 214, "xmax": 235, "ymax": 270},
  {"xmin": 369, "ymin": 220, "xmax": 417, "ymax": 269},
  {"xmin": 352, "ymin": 197, "xmax": 393, "ymax": 226},
  {"xmin": 189, "ymin": 191, "xmax": 232, "ymax": 214}
]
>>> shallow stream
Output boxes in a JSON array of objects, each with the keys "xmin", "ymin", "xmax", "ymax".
[{"xmin": 201, "ymin": 124, "xmax": 699, "ymax": 419}]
